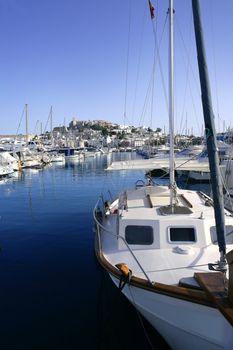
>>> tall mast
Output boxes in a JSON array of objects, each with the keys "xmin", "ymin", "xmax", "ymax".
[
  {"xmin": 50, "ymin": 106, "xmax": 53, "ymax": 145},
  {"xmin": 169, "ymin": 0, "xmax": 176, "ymax": 208},
  {"xmin": 192, "ymin": 0, "xmax": 226, "ymax": 269},
  {"xmin": 25, "ymin": 103, "xmax": 28, "ymax": 144}
]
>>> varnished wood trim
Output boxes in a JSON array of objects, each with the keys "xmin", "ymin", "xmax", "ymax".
[
  {"xmin": 195, "ymin": 272, "xmax": 233, "ymax": 327},
  {"xmin": 95, "ymin": 234, "xmax": 214, "ymax": 308}
]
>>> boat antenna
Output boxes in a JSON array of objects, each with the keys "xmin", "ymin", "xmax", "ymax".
[
  {"xmin": 192, "ymin": 0, "xmax": 227, "ymax": 272},
  {"xmin": 168, "ymin": 0, "xmax": 176, "ymax": 210}
]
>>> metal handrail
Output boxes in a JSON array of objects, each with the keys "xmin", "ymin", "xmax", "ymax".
[{"xmin": 93, "ymin": 197, "xmax": 153, "ymax": 284}]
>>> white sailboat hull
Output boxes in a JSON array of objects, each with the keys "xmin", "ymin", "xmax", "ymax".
[
  {"xmin": 110, "ymin": 276, "xmax": 233, "ymax": 350},
  {"xmin": 0, "ymin": 165, "xmax": 14, "ymax": 176},
  {"xmin": 188, "ymin": 170, "xmax": 210, "ymax": 181},
  {"xmin": 65, "ymin": 155, "xmax": 80, "ymax": 160},
  {"xmin": 50, "ymin": 154, "xmax": 65, "ymax": 162},
  {"xmin": 94, "ymin": 183, "xmax": 233, "ymax": 350}
]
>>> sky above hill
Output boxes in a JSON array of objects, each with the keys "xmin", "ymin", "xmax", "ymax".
[{"xmin": 0, "ymin": 0, "xmax": 233, "ymax": 135}]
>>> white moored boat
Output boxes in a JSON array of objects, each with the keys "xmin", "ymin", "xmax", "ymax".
[
  {"xmin": 94, "ymin": 184, "xmax": 233, "ymax": 350},
  {"xmin": 94, "ymin": 1, "xmax": 233, "ymax": 349}
]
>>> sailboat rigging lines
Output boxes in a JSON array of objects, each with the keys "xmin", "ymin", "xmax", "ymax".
[{"xmin": 94, "ymin": 1, "xmax": 233, "ymax": 350}]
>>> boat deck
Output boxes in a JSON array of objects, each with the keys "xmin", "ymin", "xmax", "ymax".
[
  {"xmin": 123, "ymin": 185, "xmax": 215, "ymax": 219},
  {"xmin": 100, "ymin": 185, "xmax": 233, "ymax": 286},
  {"xmin": 102, "ymin": 235, "xmax": 230, "ymax": 285}
]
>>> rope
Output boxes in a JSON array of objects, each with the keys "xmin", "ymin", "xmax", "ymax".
[
  {"xmin": 116, "ymin": 264, "xmax": 132, "ymax": 291},
  {"xmin": 209, "ymin": 2, "xmax": 221, "ymax": 133},
  {"xmin": 152, "ymin": 9, "xmax": 169, "ymax": 112},
  {"xmin": 146, "ymin": 262, "xmax": 211, "ymax": 274},
  {"xmin": 123, "ymin": 0, "xmax": 132, "ymax": 128},
  {"xmin": 33, "ymin": 120, "xmax": 40, "ymax": 135},
  {"xmin": 15, "ymin": 105, "xmax": 26, "ymax": 138},
  {"xmin": 138, "ymin": 8, "xmax": 168, "ymax": 128},
  {"xmin": 131, "ymin": 2, "xmax": 147, "ymax": 126},
  {"xmin": 149, "ymin": 1, "xmax": 159, "ymax": 130},
  {"xmin": 128, "ymin": 285, "xmax": 155, "ymax": 350},
  {"xmin": 43, "ymin": 107, "xmax": 52, "ymax": 134},
  {"xmin": 176, "ymin": 13, "xmax": 202, "ymax": 136},
  {"xmin": 150, "ymin": 149, "xmax": 205, "ymax": 182},
  {"xmin": 99, "ymin": 153, "xmax": 143, "ymax": 205}
]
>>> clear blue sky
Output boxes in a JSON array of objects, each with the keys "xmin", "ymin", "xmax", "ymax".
[{"xmin": 0, "ymin": 0, "xmax": 233, "ymax": 135}]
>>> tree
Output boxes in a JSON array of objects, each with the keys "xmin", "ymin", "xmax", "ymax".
[
  {"xmin": 101, "ymin": 128, "xmax": 108, "ymax": 136},
  {"xmin": 131, "ymin": 128, "xmax": 137, "ymax": 133}
]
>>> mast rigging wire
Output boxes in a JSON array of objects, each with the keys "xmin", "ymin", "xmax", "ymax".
[
  {"xmin": 176, "ymin": 12, "xmax": 201, "ymax": 136},
  {"xmin": 123, "ymin": 0, "xmax": 132, "ymax": 128},
  {"xmin": 138, "ymin": 9, "xmax": 169, "ymax": 127},
  {"xmin": 15, "ymin": 105, "xmax": 26, "ymax": 138},
  {"xmin": 209, "ymin": 2, "xmax": 221, "ymax": 133},
  {"xmin": 131, "ymin": 2, "xmax": 147, "ymax": 126},
  {"xmin": 43, "ymin": 106, "xmax": 53, "ymax": 134}
]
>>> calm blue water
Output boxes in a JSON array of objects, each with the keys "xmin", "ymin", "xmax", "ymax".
[{"xmin": 0, "ymin": 152, "xmax": 209, "ymax": 350}]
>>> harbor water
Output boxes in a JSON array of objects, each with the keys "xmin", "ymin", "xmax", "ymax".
[{"xmin": 0, "ymin": 152, "xmax": 209, "ymax": 350}]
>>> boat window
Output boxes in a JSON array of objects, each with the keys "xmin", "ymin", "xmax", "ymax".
[
  {"xmin": 125, "ymin": 225, "xmax": 153, "ymax": 245},
  {"xmin": 169, "ymin": 227, "xmax": 195, "ymax": 242}
]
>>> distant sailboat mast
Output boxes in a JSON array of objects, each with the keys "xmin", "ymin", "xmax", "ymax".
[
  {"xmin": 50, "ymin": 106, "xmax": 53, "ymax": 146},
  {"xmin": 25, "ymin": 103, "xmax": 28, "ymax": 144}
]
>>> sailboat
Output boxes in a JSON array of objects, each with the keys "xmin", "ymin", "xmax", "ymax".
[{"xmin": 94, "ymin": 1, "xmax": 233, "ymax": 349}]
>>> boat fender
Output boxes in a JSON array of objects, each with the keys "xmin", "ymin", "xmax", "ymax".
[
  {"xmin": 115, "ymin": 263, "xmax": 132, "ymax": 291},
  {"xmin": 104, "ymin": 201, "xmax": 111, "ymax": 211},
  {"xmin": 18, "ymin": 160, "xmax": 22, "ymax": 171},
  {"xmin": 104, "ymin": 201, "xmax": 111, "ymax": 215}
]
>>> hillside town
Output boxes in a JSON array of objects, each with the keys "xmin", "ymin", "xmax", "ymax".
[{"xmin": 0, "ymin": 117, "xmax": 213, "ymax": 151}]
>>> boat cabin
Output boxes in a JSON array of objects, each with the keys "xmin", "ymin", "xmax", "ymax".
[{"xmin": 115, "ymin": 185, "xmax": 221, "ymax": 251}]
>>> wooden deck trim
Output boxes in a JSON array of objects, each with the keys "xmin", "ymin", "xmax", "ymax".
[
  {"xmin": 195, "ymin": 272, "xmax": 233, "ymax": 327},
  {"xmin": 95, "ymin": 234, "xmax": 214, "ymax": 308}
]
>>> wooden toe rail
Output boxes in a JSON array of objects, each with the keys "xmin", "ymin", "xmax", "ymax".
[{"xmin": 194, "ymin": 272, "xmax": 233, "ymax": 327}]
